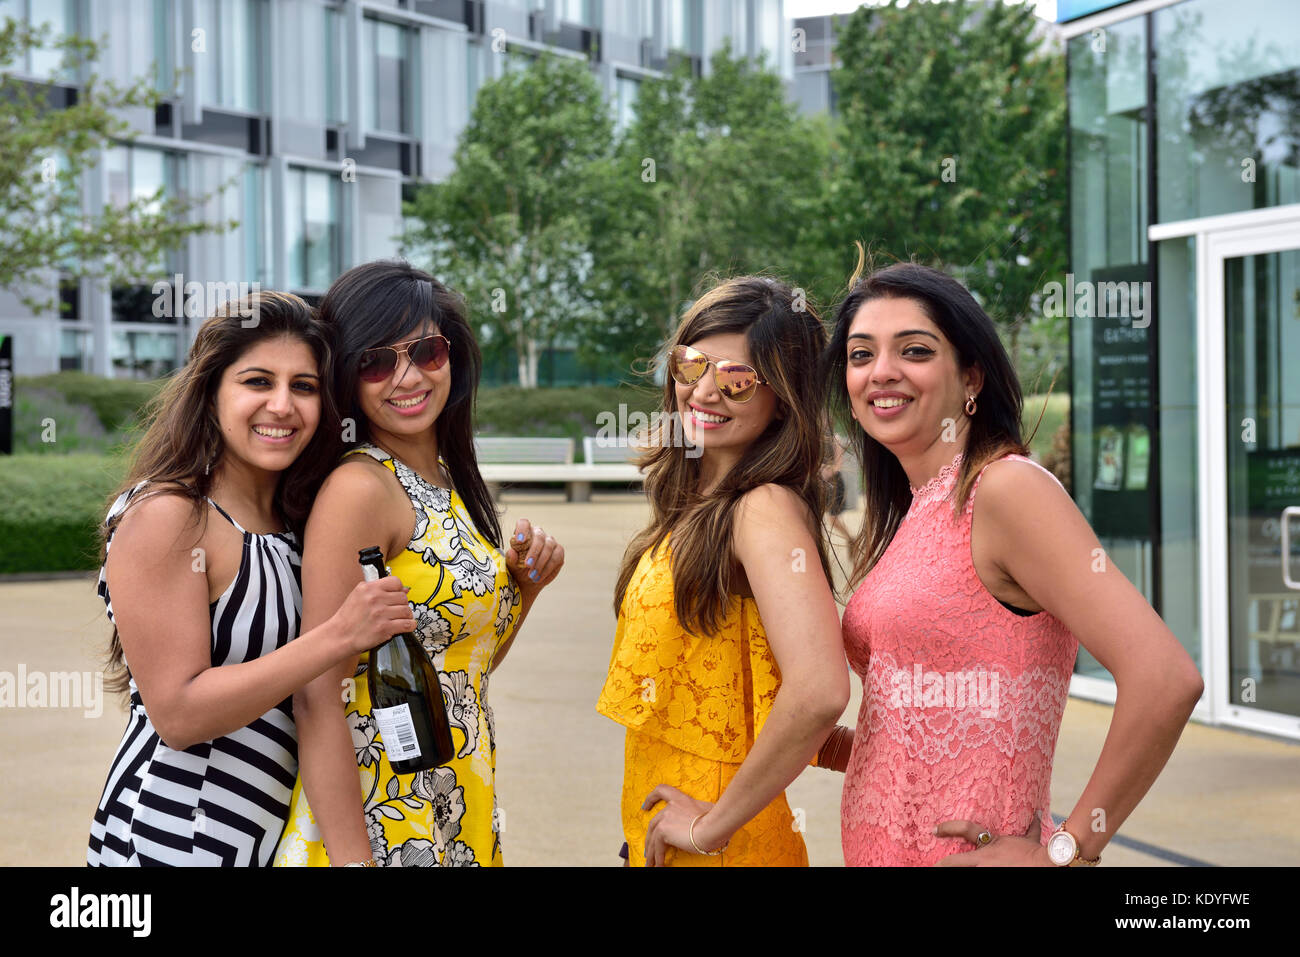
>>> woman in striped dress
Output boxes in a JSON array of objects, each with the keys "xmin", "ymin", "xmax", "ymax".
[{"xmin": 89, "ymin": 293, "xmax": 417, "ymax": 867}]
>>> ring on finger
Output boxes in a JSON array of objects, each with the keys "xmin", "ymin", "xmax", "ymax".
[{"xmin": 976, "ymin": 829, "xmax": 993, "ymax": 846}]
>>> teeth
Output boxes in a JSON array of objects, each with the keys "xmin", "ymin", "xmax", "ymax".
[
  {"xmin": 693, "ymin": 410, "xmax": 730, "ymax": 423},
  {"xmin": 390, "ymin": 393, "xmax": 428, "ymax": 408},
  {"xmin": 873, "ymin": 397, "xmax": 911, "ymax": 409},
  {"xmin": 253, "ymin": 426, "xmax": 293, "ymax": 437}
]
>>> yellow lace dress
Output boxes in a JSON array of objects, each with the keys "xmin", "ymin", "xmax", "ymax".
[
  {"xmin": 273, "ymin": 446, "xmax": 520, "ymax": 867},
  {"xmin": 596, "ymin": 537, "xmax": 809, "ymax": 866}
]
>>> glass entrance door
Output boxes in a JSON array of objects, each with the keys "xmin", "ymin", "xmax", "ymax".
[{"xmin": 1224, "ymin": 245, "xmax": 1300, "ymax": 721}]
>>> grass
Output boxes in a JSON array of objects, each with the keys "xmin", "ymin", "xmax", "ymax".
[{"xmin": 1023, "ymin": 392, "xmax": 1070, "ymax": 463}]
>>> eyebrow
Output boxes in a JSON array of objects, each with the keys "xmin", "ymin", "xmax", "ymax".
[
  {"xmin": 847, "ymin": 330, "xmax": 940, "ymax": 342},
  {"xmin": 236, "ymin": 367, "xmax": 320, "ymax": 379}
]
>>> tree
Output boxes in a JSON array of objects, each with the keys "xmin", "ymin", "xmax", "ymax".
[
  {"xmin": 0, "ymin": 18, "xmax": 232, "ymax": 313},
  {"xmin": 595, "ymin": 46, "xmax": 837, "ymax": 367},
  {"xmin": 401, "ymin": 55, "xmax": 613, "ymax": 388},
  {"xmin": 826, "ymin": 0, "xmax": 1067, "ymax": 379}
]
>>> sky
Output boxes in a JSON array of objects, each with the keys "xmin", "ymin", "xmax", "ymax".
[{"xmin": 785, "ymin": 0, "xmax": 1059, "ymax": 21}]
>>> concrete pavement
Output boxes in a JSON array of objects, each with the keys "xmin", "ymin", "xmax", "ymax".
[{"xmin": 1, "ymin": 490, "xmax": 1296, "ymax": 866}]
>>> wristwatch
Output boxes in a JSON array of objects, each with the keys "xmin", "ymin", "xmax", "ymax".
[{"xmin": 1046, "ymin": 822, "xmax": 1101, "ymax": 866}]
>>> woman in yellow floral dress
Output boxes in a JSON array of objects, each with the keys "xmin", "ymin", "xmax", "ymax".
[
  {"xmin": 274, "ymin": 261, "xmax": 563, "ymax": 867},
  {"xmin": 597, "ymin": 277, "xmax": 850, "ymax": 866}
]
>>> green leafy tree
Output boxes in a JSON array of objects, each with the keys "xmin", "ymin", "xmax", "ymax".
[
  {"xmin": 827, "ymin": 0, "xmax": 1067, "ymax": 381},
  {"xmin": 401, "ymin": 55, "xmax": 613, "ymax": 388},
  {"xmin": 596, "ymin": 46, "xmax": 837, "ymax": 367},
  {"xmin": 0, "ymin": 18, "xmax": 232, "ymax": 313}
]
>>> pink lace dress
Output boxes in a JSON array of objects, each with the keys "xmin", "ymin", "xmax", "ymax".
[{"xmin": 840, "ymin": 453, "xmax": 1078, "ymax": 866}]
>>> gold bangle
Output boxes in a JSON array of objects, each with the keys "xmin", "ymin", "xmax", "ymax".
[
  {"xmin": 343, "ymin": 859, "xmax": 378, "ymax": 867},
  {"xmin": 688, "ymin": 814, "xmax": 727, "ymax": 856}
]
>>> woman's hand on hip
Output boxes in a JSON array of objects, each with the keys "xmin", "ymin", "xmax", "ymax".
[{"xmin": 642, "ymin": 784, "xmax": 721, "ymax": 867}]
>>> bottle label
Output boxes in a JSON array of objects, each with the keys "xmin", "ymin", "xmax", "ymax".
[
  {"xmin": 362, "ymin": 564, "xmax": 381, "ymax": 583},
  {"xmin": 372, "ymin": 703, "xmax": 422, "ymax": 762}
]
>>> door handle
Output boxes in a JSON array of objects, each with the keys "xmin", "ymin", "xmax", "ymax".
[{"xmin": 1284, "ymin": 506, "xmax": 1300, "ymax": 590}]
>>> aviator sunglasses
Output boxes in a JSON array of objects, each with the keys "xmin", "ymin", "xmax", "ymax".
[
  {"xmin": 358, "ymin": 334, "xmax": 450, "ymax": 383},
  {"xmin": 668, "ymin": 344, "xmax": 768, "ymax": 403}
]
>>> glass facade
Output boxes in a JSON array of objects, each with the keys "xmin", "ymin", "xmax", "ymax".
[
  {"xmin": 287, "ymin": 168, "xmax": 340, "ymax": 294},
  {"xmin": 1068, "ymin": 0, "xmax": 1300, "ymax": 728},
  {"xmin": 1225, "ymin": 247, "xmax": 1300, "ymax": 719},
  {"xmin": 194, "ymin": 0, "xmax": 264, "ymax": 113},
  {"xmin": 364, "ymin": 17, "xmax": 411, "ymax": 135},
  {"xmin": 1154, "ymin": 0, "xmax": 1300, "ymax": 222},
  {"xmin": 615, "ymin": 74, "xmax": 640, "ymax": 131},
  {"xmin": 668, "ymin": 0, "xmax": 702, "ymax": 55},
  {"xmin": 1068, "ymin": 15, "xmax": 1153, "ymax": 680}
]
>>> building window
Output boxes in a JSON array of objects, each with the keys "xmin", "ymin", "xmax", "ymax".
[
  {"xmin": 1154, "ymin": 0, "xmax": 1300, "ymax": 222},
  {"xmin": 0, "ymin": 0, "xmax": 78, "ymax": 80},
  {"xmin": 193, "ymin": 0, "xmax": 264, "ymax": 113},
  {"xmin": 757, "ymin": 0, "xmax": 783, "ymax": 68},
  {"xmin": 287, "ymin": 168, "xmax": 340, "ymax": 293},
  {"xmin": 111, "ymin": 329, "xmax": 179, "ymax": 380},
  {"xmin": 1067, "ymin": 17, "xmax": 1154, "ymax": 681},
  {"xmin": 615, "ymin": 74, "xmax": 640, "ymax": 131},
  {"xmin": 557, "ymin": 0, "xmax": 593, "ymax": 27},
  {"xmin": 668, "ymin": 0, "xmax": 702, "ymax": 56},
  {"xmin": 324, "ymin": 5, "xmax": 347, "ymax": 125},
  {"xmin": 363, "ymin": 17, "xmax": 412, "ymax": 135},
  {"xmin": 105, "ymin": 144, "xmax": 182, "ymax": 275}
]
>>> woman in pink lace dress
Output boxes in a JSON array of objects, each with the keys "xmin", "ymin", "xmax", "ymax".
[{"xmin": 817, "ymin": 260, "xmax": 1203, "ymax": 867}]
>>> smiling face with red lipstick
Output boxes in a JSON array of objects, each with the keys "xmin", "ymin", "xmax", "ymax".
[
  {"xmin": 844, "ymin": 294, "xmax": 982, "ymax": 474},
  {"xmin": 356, "ymin": 320, "xmax": 452, "ymax": 448}
]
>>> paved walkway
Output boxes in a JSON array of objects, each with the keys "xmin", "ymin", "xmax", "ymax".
[{"xmin": 1, "ymin": 491, "xmax": 1296, "ymax": 866}]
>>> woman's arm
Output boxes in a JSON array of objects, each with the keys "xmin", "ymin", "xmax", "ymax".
[
  {"xmin": 107, "ymin": 493, "xmax": 415, "ymax": 753},
  {"xmin": 293, "ymin": 462, "xmax": 415, "ymax": 865},
  {"xmin": 642, "ymin": 484, "xmax": 850, "ymax": 864},
  {"xmin": 941, "ymin": 459, "xmax": 1203, "ymax": 866}
]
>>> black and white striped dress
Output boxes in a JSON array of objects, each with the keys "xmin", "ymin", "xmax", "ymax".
[{"xmin": 88, "ymin": 485, "xmax": 302, "ymax": 866}]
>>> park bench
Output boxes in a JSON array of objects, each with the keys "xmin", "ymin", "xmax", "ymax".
[{"xmin": 476, "ymin": 436, "xmax": 644, "ymax": 503}]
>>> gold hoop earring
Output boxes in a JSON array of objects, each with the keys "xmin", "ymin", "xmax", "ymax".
[{"xmin": 965, "ymin": 395, "xmax": 977, "ymax": 416}]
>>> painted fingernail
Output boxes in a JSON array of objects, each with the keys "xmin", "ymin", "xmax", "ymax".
[
  {"xmin": 526, "ymin": 557, "xmax": 534, "ymax": 567},
  {"xmin": 530, "ymin": 570, "xmax": 539, "ymax": 581},
  {"xmin": 516, "ymin": 533, "xmax": 525, "ymax": 542}
]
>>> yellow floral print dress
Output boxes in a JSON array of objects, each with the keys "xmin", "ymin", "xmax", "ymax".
[
  {"xmin": 274, "ymin": 446, "xmax": 520, "ymax": 867},
  {"xmin": 596, "ymin": 537, "xmax": 809, "ymax": 866}
]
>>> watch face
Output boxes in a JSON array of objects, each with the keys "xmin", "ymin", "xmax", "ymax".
[{"xmin": 1047, "ymin": 831, "xmax": 1076, "ymax": 865}]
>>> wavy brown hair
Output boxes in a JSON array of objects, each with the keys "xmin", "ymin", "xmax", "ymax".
[
  {"xmin": 613, "ymin": 276, "xmax": 832, "ymax": 635},
  {"xmin": 101, "ymin": 291, "xmax": 340, "ymax": 694},
  {"xmin": 822, "ymin": 256, "xmax": 1028, "ymax": 589}
]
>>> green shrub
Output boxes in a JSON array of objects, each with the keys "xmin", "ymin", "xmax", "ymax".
[
  {"xmin": 17, "ymin": 372, "xmax": 162, "ymax": 432},
  {"xmin": 13, "ymin": 373, "xmax": 161, "ymax": 455},
  {"xmin": 0, "ymin": 454, "xmax": 128, "ymax": 573}
]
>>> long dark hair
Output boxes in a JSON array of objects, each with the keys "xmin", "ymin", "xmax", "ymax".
[
  {"xmin": 319, "ymin": 259, "xmax": 502, "ymax": 550},
  {"xmin": 614, "ymin": 275, "xmax": 831, "ymax": 634},
  {"xmin": 823, "ymin": 259, "xmax": 1027, "ymax": 588},
  {"xmin": 102, "ymin": 291, "xmax": 339, "ymax": 694}
]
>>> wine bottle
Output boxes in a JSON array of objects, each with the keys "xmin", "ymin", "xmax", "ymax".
[{"xmin": 358, "ymin": 547, "xmax": 455, "ymax": 773}]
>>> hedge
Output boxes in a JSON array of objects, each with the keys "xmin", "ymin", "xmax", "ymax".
[{"xmin": 0, "ymin": 454, "xmax": 129, "ymax": 573}]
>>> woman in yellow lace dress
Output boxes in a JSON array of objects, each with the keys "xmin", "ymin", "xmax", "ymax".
[
  {"xmin": 597, "ymin": 277, "xmax": 850, "ymax": 866},
  {"xmin": 274, "ymin": 262, "xmax": 563, "ymax": 867}
]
